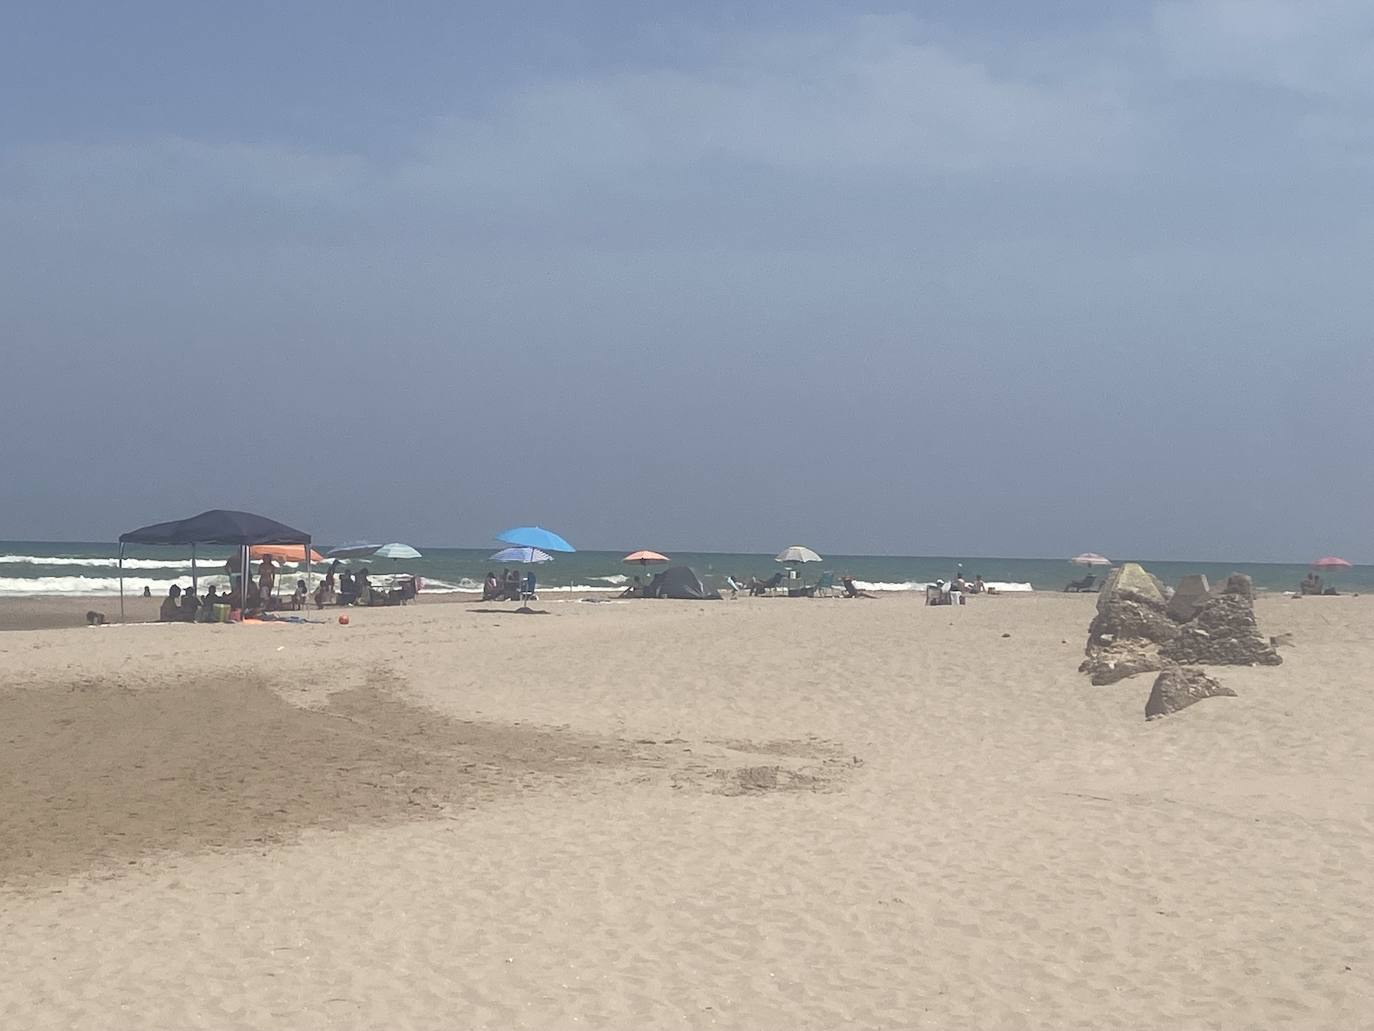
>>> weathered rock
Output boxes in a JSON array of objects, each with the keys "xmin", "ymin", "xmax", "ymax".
[
  {"xmin": 1081, "ymin": 563, "xmax": 1178, "ymax": 684},
  {"xmin": 1220, "ymin": 572, "xmax": 1256, "ymax": 601},
  {"xmin": 1167, "ymin": 574, "xmax": 1211, "ymax": 621},
  {"xmin": 1160, "ymin": 593, "xmax": 1282, "ymax": 668},
  {"xmin": 1145, "ymin": 666, "xmax": 1236, "ymax": 719},
  {"xmin": 1096, "ymin": 562, "xmax": 1167, "ymax": 614},
  {"xmin": 1079, "ymin": 643, "xmax": 1165, "ymax": 686},
  {"xmin": 1082, "ymin": 563, "xmax": 1279, "ymax": 684}
]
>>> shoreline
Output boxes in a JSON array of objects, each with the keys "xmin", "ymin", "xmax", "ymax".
[{"xmin": 0, "ymin": 588, "xmax": 1046, "ymax": 633}]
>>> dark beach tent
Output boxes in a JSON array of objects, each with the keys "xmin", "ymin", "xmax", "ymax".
[
  {"xmin": 117, "ymin": 509, "xmax": 312, "ymax": 620},
  {"xmin": 647, "ymin": 565, "xmax": 721, "ymax": 600},
  {"xmin": 120, "ymin": 509, "xmax": 311, "ymax": 547}
]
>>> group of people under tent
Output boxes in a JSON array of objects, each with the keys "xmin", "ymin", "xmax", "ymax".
[
  {"xmin": 482, "ymin": 568, "xmax": 537, "ymax": 602},
  {"xmin": 157, "ymin": 574, "xmax": 310, "ymax": 622},
  {"xmin": 155, "ymin": 553, "xmax": 312, "ymax": 621}
]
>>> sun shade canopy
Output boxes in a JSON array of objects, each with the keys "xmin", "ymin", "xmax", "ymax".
[{"xmin": 120, "ymin": 509, "xmax": 311, "ymax": 547}]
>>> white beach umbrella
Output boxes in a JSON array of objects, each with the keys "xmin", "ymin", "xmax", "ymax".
[
  {"xmin": 775, "ymin": 546, "xmax": 822, "ymax": 564},
  {"xmin": 373, "ymin": 542, "xmax": 422, "ymax": 561},
  {"xmin": 1070, "ymin": 552, "xmax": 1111, "ymax": 567}
]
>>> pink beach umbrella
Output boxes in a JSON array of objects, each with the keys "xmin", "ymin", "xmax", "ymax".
[
  {"xmin": 1310, "ymin": 556, "xmax": 1352, "ymax": 571},
  {"xmin": 623, "ymin": 549, "xmax": 670, "ymax": 569},
  {"xmin": 1070, "ymin": 552, "xmax": 1111, "ymax": 567}
]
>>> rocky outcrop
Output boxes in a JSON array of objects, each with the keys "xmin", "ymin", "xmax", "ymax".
[
  {"xmin": 1167, "ymin": 574, "xmax": 1210, "ymax": 621},
  {"xmin": 1080, "ymin": 567, "xmax": 1281, "ymax": 686},
  {"xmin": 1145, "ymin": 666, "xmax": 1236, "ymax": 719},
  {"xmin": 1159, "ymin": 587, "xmax": 1282, "ymax": 668},
  {"xmin": 1079, "ymin": 563, "xmax": 1179, "ymax": 685}
]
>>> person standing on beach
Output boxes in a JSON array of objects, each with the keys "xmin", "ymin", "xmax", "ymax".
[{"xmin": 258, "ymin": 555, "xmax": 276, "ymax": 609}]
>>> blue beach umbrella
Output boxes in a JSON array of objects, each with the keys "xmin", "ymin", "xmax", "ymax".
[{"xmin": 496, "ymin": 526, "xmax": 576, "ymax": 553}]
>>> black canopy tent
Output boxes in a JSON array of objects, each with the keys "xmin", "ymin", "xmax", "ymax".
[{"xmin": 118, "ymin": 509, "xmax": 313, "ymax": 621}]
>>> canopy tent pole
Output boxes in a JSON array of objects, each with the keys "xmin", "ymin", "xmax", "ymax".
[
  {"xmin": 306, "ymin": 537, "xmax": 313, "ymax": 607},
  {"xmin": 119, "ymin": 542, "xmax": 125, "ymax": 622}
]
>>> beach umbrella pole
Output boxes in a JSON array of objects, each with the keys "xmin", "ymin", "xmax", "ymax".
[
  {"xmin": 191, "ymin": 543, "xmax": 198, "ymax": 596},
  {"xmin": 118, "ymin": 543, "xmax": 125, "ymax": 622}
]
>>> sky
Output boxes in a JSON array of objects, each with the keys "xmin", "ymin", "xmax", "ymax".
[{"xmin": 1, "ymin": 1, "xmax": 1371, "ymax": 561}]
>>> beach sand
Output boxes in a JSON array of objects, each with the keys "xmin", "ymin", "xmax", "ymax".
[{"xmin": 1, "ymin": 592, "xmax": 1370, "ymax": 1029}]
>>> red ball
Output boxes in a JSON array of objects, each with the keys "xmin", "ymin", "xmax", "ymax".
[{"xmin": 338, "ymin": 614, "xmax": 350, "ymax": 625}]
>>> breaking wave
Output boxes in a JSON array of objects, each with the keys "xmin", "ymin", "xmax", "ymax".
[
  {"xmin": 0, "ymin": 575, "xmax": 230, "ymax": 597},
  {"xmin": 0, "ymin": 554, "xmax": 235, "ymax": 570}
]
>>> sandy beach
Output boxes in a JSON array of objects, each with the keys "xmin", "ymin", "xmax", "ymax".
[{"xmin": 2, "ymin": 591, "xmax": 1371, "ymax": 1029}]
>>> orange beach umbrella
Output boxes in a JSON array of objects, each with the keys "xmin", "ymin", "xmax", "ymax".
[{"xmin": 249, "ymin": 543, "xmax": 325, "ymax": 564}]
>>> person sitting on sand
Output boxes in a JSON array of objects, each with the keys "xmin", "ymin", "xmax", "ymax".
[
  {"xmin": 356, "ymin": 567, "xmax": 372, "ymax": 606},
  {"xmin": 180, "ymin": 584, "xmax": 200, "ymax": 621},
  {"xmin": 160, "ymin": 584, "xmax": 183, "ymax": 621},
  {"xmin": 1300, "ymin": 572, "xmax": 1322, "ymax": 596},
  {"xmin": 483, "ymin": 571, "xmax": 501, "ymax": 601},
  {"xmin": 199, "ymin": 585, "xmax": 220, "ymax": 621},
  {"xmin": 968, "ymin": 575, "xmax": 987, "ymax": 594},
  {"xmin": 841, "ymin": 575, "xmax": 876, "ymax": 599},
  {"xmin": 503, "ymin": 568, "xmax": 519, "ymax": 599},
  {"xmin": 291, "ymin": 579, "xmax": 307, "ymax": 610}
]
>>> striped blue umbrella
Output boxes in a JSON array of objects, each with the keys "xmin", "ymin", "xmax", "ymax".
[
  {"xmin": 495, "ymin": 526, "xmax": 575, "ymax": 553},
  {"xmin": 373, "ymin": 542, "xmax": 422, "ymax": 560},
  {"xmin": 490, "ymin": 546, "xmax": 553, "ymax": 564}
]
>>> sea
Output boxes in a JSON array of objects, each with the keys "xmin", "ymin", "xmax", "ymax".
[{"xmin": 0, "ymin": 542, "xmax": 1364, "ymax": 598}]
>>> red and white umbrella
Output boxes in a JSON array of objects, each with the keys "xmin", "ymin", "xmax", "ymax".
[
  {"xmin": 1310, "ymin": 556, "xmax": 1352, "ymax": 571},
  {"xmin": 1070, "ymin": 552, "xmax": 1111, "ymax": 567}
]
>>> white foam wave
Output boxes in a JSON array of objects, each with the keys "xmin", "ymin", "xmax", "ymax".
[
  {"xmin": 0, "ymin": 574, "xmax": 232, "ymax": 597},
  {"xmin": 848, "ymin": 580, "xmax": 1034, "ymax": 593},
  {"xmin": 591, "ymin": 574, "xmax": 629, "ymax": 584},
  {"xmin": 417, "ymin": 577, "xmax": 474, "ymax": 594},
  {"xmin": 0, "ymin": 554, "xmax": 237, "ymax": 570}
]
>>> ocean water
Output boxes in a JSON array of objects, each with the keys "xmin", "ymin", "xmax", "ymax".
[{"xmin": 0, "ymin": 542, "xmax": 1366, "ymax": 598}]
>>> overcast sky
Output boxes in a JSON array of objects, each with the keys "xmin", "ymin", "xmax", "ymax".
[{"xmin": 2, "ymin": 1, "xmax": 1370, "ymax": 560}]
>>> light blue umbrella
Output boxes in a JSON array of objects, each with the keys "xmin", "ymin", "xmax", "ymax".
[
  {"xmin": 373, "ymin": 542, "xmax": 422, "ymax": 560},
  {"xmin": 490, "ymin": 546, "xmax": 553, "ymax": 564},
  {"xmin": 496, "ymin": 526, "xmax": 575, "ymax": 553}
]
